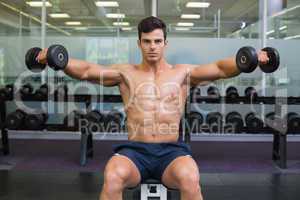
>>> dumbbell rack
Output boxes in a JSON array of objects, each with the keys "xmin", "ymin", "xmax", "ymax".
[
  {"xmin": 185, "ymin": 95, "xmax": 298, "ymax": 169},
  {"xmin": 1, "ymin": 94, "xmax": 297, "ymax": 168}
]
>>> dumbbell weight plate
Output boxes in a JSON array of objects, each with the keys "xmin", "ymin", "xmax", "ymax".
[
  {"xmin": 236, "ymin": 46, "xmax": 258, "ymax": 73},
  {"xmin": 25, "ymin": 47, "xmax": 46, "ymax": 72},
  {"xmin": 47, "ymin": 45, "xmax": 69, "ymax": 71},
  {"xmin": 259, "ymin": 47, "xmax": 280, "ymax": 73}
]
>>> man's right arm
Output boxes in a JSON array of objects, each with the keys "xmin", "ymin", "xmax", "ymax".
[
  {"xmin": 37, "ymin": 49, "xmax": 122, "ymax": 86},
  {"xmin": 64, "ymin": 59, "xmax": 122, "ymax": 86}
]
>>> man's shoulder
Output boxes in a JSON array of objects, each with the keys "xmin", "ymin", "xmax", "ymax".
[
  {"xmin": 110, "ymin": 63, "xmax": 135, "ymax": 70},
  {"xmin": 174, "ymin": 64, "xmax": 193, "ymax": 72}
]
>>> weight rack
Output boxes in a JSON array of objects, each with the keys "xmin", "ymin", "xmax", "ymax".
[{"xmin": 1, "ymin": 94, "xmax": 297, "ymax": 168}]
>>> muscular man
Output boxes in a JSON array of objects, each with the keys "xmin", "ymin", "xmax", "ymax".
[{"xmin": 37, "ymin": 16, "xmax": 269, "ymax": 200}]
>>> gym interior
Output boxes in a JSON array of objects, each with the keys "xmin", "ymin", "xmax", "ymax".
[{"xmin": 1, "ymin": 0, "xmax": 300, "ymax": 200}]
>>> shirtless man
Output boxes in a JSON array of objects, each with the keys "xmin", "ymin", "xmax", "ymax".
[{"xmin": 37, "ymin": 16, "xmax": 269, "ymax": 200}]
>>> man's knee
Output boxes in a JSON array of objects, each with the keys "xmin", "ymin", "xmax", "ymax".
[
  {"xmin": 103, "ymin": 168, "xmax": 128, "ymax": 193},
  {"xmin": 177, "ymin": 170, "xmax": 201, "ymax": 193}
]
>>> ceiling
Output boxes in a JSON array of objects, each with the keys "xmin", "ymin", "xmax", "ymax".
[{"xmin": 0, "ymin": 0, "xmax": 279, "ymax": 37}]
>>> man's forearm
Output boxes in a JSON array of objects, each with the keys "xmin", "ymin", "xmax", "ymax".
[
  {"xmin": 63, "ymin": 58, "xmax": 91, "ymax": 80},
  {"xmin": 216, "ymin": 57, "xmax": 241, "ymax": 78}
]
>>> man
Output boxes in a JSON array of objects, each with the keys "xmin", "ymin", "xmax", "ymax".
[{"xmin": 37, "ymin": 16, "xmax": 269, "ymax": 200}]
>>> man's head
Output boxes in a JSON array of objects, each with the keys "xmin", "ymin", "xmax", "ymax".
[{"xmin": 137, "ymin": 16, "xmax": 168, "ymax": 64}]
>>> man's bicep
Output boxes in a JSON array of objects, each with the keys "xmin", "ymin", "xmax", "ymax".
[
  {"xmin": 188, "ymin": 63, "xmax": 223, "ymax": 86},
  {"xmin": 86, "ymin": 63, "xmax": 123, "ymax": 86}
]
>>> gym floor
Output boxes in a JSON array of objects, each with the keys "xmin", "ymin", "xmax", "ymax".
[{"xmin": 1, "ymin": 139, "xmax": 300, "ymax": 200}]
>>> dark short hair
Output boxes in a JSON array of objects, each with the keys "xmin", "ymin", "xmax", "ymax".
[{"xmin": 138, "ymin": 16, "xmax": 167, "ymax": 41}]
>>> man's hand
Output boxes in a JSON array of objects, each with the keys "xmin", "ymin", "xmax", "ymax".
[
  {"xmin": 36, "ymin": 48, "xmax": 48, "ymax": 64},
  {"xmin": 258, "ymin": 50, "xmax": 269, "ymax": 65}
]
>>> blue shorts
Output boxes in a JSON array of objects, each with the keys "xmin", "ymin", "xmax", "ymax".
[{"xmin": 112, "ymin": 141, "xmax": 192, "ymax": 182}]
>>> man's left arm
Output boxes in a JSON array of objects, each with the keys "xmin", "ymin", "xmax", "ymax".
[{"xmin": 188, "ymin": 51, "xmax": 268, "ymax": 86}]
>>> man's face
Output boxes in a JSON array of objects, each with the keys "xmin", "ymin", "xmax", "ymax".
[{"xmin": 138, "ymin": 29, "xmax": 167, "ymax": 63}]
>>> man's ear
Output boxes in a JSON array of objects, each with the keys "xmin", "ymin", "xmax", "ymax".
[{"xmin": 164, "ymin": 40, "xmax": 168, "ymax": 47}]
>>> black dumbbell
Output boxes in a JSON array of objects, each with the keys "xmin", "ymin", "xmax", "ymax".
[
  {"xmin": 286, "ymin": 112, "xmax": 300, "ymax": 133},
  {"xmin": 236, "ymin": 46, "xmax": 280, "ymax": 73},
  {"xmin": 190, "ymin": 87, "xmax": 201, "ymax": 101},
  {"xmin": 54, "ymin": 84, "xmax": 68, "ymax": 99},
  {"xmin": 19, "ymin": 83, "xmax": 34, "ymax": 98},
  {"xmin": 0, "ymin": 84, "xmax": 14, "ymax": 101},
  {"xmin": 226, "ymin": 86, "xmax": 239, "ymax": 98},
  {"xmin": 244, "ymin": 86, "xmax": 258, "ymax": 99},
  {"xmin": 24, "ymin": 112, "xmax": 48, "ymax": 130},
  {"xmin": 122, "ymin": 117, "xmax": 127, "ymax": 132},
  {"xmin": 206, "ymin": 112, "xmax": 223, "ymax": 133},
  {"xmin": 34, "ymin": 84, "xmax": 49, "ymax": 100},
  {"xmin": 265, "ymin": 112, "xmax": 285, "ymax": 132},
  {"xmin": 5, "ymin": 109, "xmax": 27, "ymax": 130},
  {"xmin": 85, "ymin": 110, "xmax": 105, "ymax": 132},
  {"xmin": 25, "ymin": 44, "xmax": 68, "ymax": 72},
  {"xmin": 207, "ymin": 86, "xmax": 220, "ymax": 98},
  {"xmin": 105, "ymin": 111, "xmax": 124, "ymax": 132},
  {"xmin": 245, "ymin": 112, "xmax": 264, "ymax": 133},
  {"xmin": 225, "ymin": 111, "xmax": 244, "ymax": 133},
  {"xmin": 63, "ymin": 110, "xmax": 84, "ymax": 129},
  {"xmin": 187, "ymin": 111, "xmax": 203, "ymax": 133}
]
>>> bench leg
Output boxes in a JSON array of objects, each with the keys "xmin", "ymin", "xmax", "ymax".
[{"xmin": 141, "ymin": 184, "xmax": 167, "ymax": 200}]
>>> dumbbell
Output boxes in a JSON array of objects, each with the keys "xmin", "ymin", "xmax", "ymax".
[
  {"xmin": 206, "ymin": 112, "xmax": 223, "ymax": 133},
  {"xmin": 245, "ymin": 112, "xmax": 264, "ymax": 133},
  {"xmin": 190, "ymin": 87, "xmax": 201, "ymax": 101},
  {"xmin": 207, "ymin": 86, "xmax": 220, "ymax": 98},
  {"xmin": 187, "ymin": 111, "xmax": 203, "ymax": 133},
  {"xmin": 34, "ymin": 84, "xmax": 49, "ymax": 100},
  {"xmin": 236, "ymin": 46, "xmax": 280, "ymax": 73},
  {"xmin": 85, "ymin": 110, "xmax": 105, "ymax": 132},
  {"xmin": 24, "ymin": 112, "xmax": 48, "ymax": 130},
  {"xmin": 244, "ymin": 87, "xmax": 258, "ymax": 99},
  {"xmin": 54, "ymin": 84, "xmax": 68, "ymax": 99},
  {"xmin": 0, "ymin": 84, "xmax": 14, "ymax": 101},
  {"xmin": 5, "ymin": 109, "xmax": 27, "ymax": 130},
  {"xmin": 25, "ymin": 44, "xmax": 68, "ymax": 72},
  {"xmin": 122, "ymin": 117, "xmax": 127, "ymax": 132},
  {"xmin": 18, "ymin": 83, "xmax": 34, "ymax": 98},
  {"xmin": 285, "ymin": 112, "xmax": 300, "ymax": 133},
  {"xmin": 265, "ymin": 112, "xmax": 286, "ymax": 132},
  {"xmin": 226, "ymin": 86, "xmax": 239, "ymax": 98},
  {"xmin": 104, "ymin": 110, "xmax": 124, "ymax": 132},
  {"xmin": 225, "ymin": 111, "xmax": 244, "ymax": 133},
  {"xmin": 63, "ymin": 110, "xmax": 85, "ymax": 129}
]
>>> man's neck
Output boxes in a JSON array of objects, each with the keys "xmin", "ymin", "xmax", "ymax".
[{"xmin": 141, "ymin": 58, "xmax": 169, "ymax": 73}]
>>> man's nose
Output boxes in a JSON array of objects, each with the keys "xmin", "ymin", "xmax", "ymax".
[{"xmin": 150, "ymin": 42, "xmax": 156, "ymax": 49}]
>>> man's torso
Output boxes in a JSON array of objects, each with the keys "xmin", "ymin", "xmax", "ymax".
[{"xmin": 116, "ymin": 64, "xmax": 189, "ymax": 143}]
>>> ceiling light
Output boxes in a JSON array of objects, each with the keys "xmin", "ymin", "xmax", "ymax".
[
  {"xmin": 95, "ymin": 1, "xmax": 119, "ymax": 7},
  {"xmin": 177, "ymin": 22, "xmax": 194, "ymax": 27},
  {"xmin": 105, "ymin": 13, "xmax": 125, "ymax": 18},
  {"xmin": 175, "ymin": 27, "xmax": 191, "ymax": 31},
  {"xmin": 279, "ymin": 25, "xmax": 287, "ymax": 30},
  {"xmin": 121, "ymin": 27, "xmax": 132, "ymax": 31},
  {"xmin": 49, "ymin": 13, "xmax": 70, "ymax": 18},
  {"xmin": 113, "ymin": 22, "xmax": 129, "ymax": 26},
  {"xmin": 240, "ymin": 21, "xmax": 246, "ymax": 29},
  {"xmin": 26, "ymin": 1, "xmax": 52, "ymax": 7},
  {"xmin": 186, "ymin": 2, "xmax": 210, "ymax": 8},
  {"xmin": 284, "ymin": 34, "xmax": 300, "ymax": 40},
  {"xmin": 74, "ymin": 27, "xmax": 88, "ymax": 30},
  {"xmin": 181, "ymin": 14, "xmax": 200, "ymax": 19},
  {"xmin": 65, "ymin": 21, "xmax": 82, "ymax": 25},
  {"xmin": 266, "ymin": 30, "xmax": 275, "ymax": 35}
]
